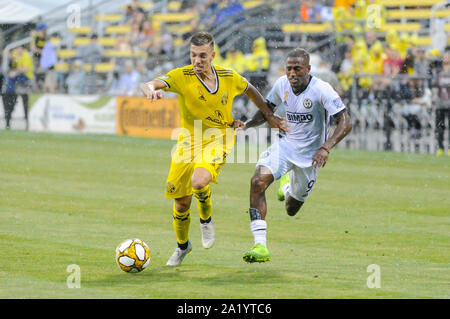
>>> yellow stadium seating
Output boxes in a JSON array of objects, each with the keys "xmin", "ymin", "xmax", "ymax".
[
  {"xmin": 54, "ymin": 62, "xmax": 69, "ymax": 72},
  {"xmin": 378, "ymin": 0, "xmax": 442, "ymax": 6},
  {"xmin": 242, "ymin": 0, "xmax": 264, "ymax": 9},
  {"xmin": 50, "ymin": 37, "xmax": 61, "ymax": 46},
  {"xmin": 95, "ymin": 14, "xmax": 123, "ymax": 22},
  {"xmin": 152, "ymin": 13, "xmax": 195, "ymax": 23},
  {"xmin": 73, "ymin": 37, "xmax": 117, "ymax": 47},
  {"xmin": 282, "ymin": 23, "xmax": 332, "ymax": 33},
  {"xmin": 57, "ymin": 49, "xmax": 76, "ymax": 59},
  {"xmin": 380, "ymin": 23, "xmax": 421, "ymax": 32},
  {"xmin": 168, "ymin": 1, "xmax": 182, "ymax": 11},
  {"xmin": 68, "ymin": 26, "xmax": 92, "ymax": 34},
  {"xmin": 105, "ymin": 25, "xmax": 131, "ymax": 34},
  {"xmin": 104, "ymin": 50, "xmax": 147, "ymax": 58},
  {"xmin": 387, "ymin": 9, "xmax": 450, "ymax": 20}
]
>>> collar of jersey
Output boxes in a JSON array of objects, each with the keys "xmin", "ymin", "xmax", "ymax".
[
  {"xmin": 194, "ymin": 65, "xmax": 218, "ymax": 94},
  {"xmin": 291, "ymin": 75, "xmax": 314, "ymax": 96}
]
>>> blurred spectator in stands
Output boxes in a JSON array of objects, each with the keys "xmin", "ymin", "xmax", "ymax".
[
  {"xmin": 66, "ymin": 60, "xmax": 86, "ymax": 95},
  {"xmin": 30, "ymin": 23, "xmax": 47, "ymax": 91},
  {"xmin": 413, "ymin": 48, "xmax": 428, "ymax": 78},
  {"xmin": 365, "ymin": 31, "xmax": 378, "ymax": 50},
  {"xmin": 245, "ymin": 36, "xmax": 270, "ymax": 93},
  {"xmin": 153, "ymin": 24, "xmax": 173, "ymax": 56},
  {"xmin": 3, "ymin": 47, "xmax": 33, "ymax": 129},
  {"xmin": 380, "ymin": 48, "xmax": 403, "ymax": 95},
  {"xmin": 396, "ymin": 33, "xmax": 410, "ymax": 60},
  {"xmin": 433, "ymin": 51, "xmax": 450, "ymax": 156},
  {"xmin": 131, "ymin": 7, "xmax": 147, "ymax": 27},
  {"xmin": 351, "ymin": 38, "xmax": 372, "ymax": 95},
  {"xmin": 213, "ymin": 0, "xmax": 245, "ymax": 27},
  {"xmin": 78, "ymin": 34, "xmax": 104, "ymax": 65},
  {"xmin": 77, "ymin": 34, "xmax": 104, "ymax": 94},
  {"xmin": 131, "ymin": 0, "xmax": 142, "ymax": 11},
  {"xmin": 117, "ymin": 60, "xmax": 140, "ymax": 96},
  {"xmin": 385, "ymin": 29, "xmax": 399, "ymax": 52},
  {"xmin": 137, "ymin": 20, "xmax": 156, "ymax": 52},
  {"xmin": 124, "ymin": 5, "xmax": 134, "ymax": 24},
  {"xmin": 223, "ymin": 46, "xmax": 247, "ymax": 74},
  {"xmin": 332, "ymin": 35, "xmax": 354, "ymax": 73},
  {"xmin": 213, "ymin": 44, "xmax": 226, "ymax": 66},
  {"xmin": 312, "ymin": 59, "xmax": 343, "ymax": 96},
  {"xmin": 115, "ymin": 34, "xmax": 132, "ymax": 52},
  {"xmin": 401, "ymin": 81, "xmax": 432, "ymax": 145},
  {"xmin": 199, "ymin": 0, "xmax": 220, "ymax": 29},
  {"xmin": 334, "ymin": 0, "xmax": 356, "ymax": 11},
  {"xmin": 367, "ymin": 41, "xmax": 386, "ymax": 99},
  {"xmin": 40, "ymin": 40, "xmax": 58, "ymax": 93},
  {"xmin": 338, "ymin": 49, "xmax": 354, "ymax": 97},
  {"xmin": 299, "ymin": 0, "xmax": 324, "ymax": 23},
  {"xmin": 130, "ymin": 22, "xmax": 145, "ymax": 51}
]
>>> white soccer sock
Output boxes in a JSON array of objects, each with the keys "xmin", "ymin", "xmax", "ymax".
[
  {"xmin": 250, "ymin": 219, "xmax": 267, "ymax": 246},
  {"xmin": 282, "ymin": 183, "xmax": 290, "ymax": 197}
]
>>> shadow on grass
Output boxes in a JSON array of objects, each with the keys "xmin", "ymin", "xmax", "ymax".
[{"xmin": 84, "ymin": 263, "xmax": 294, "ymax": 289}]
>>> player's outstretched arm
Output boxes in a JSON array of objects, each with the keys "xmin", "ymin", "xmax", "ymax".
[
  {"xmin": 312, "ymin": 109, "xmax": 352, "ymax": 168},
  {"xmin": 140, "ymin": 80, "xmax": 166, "ymax": 102},
  {"xmin": 245, "ymin": 83, "xmax": 289, "ymax": 133}
]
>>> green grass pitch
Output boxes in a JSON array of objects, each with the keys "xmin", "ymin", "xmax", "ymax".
[{"xmin": 0, "ymin": 130, "xmax": 448, "ymax": 298}]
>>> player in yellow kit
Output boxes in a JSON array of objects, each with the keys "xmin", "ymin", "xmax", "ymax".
[{"xmin": 141, "ymin": 31, "xmax": 288, "ymax": 266}]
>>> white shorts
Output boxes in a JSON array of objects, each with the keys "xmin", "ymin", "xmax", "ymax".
[{"xmin": 256, "ymin": 143, "xmax": 318, "ymax": 202}]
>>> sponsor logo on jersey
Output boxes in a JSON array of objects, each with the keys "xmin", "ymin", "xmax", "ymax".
[
  {"xmin": 206, "ymin": 110, "xmax": 226, "ymax": 125},
  {"xmin": 286, "ymin": 112, "xmax": 313, "ymax": 123},
  {"xmin": 303, "ymin": 98, "xmax": 313, "ymax": 109},
  {"xmin": 166, "ymin": 182, "xmax": 176, "ymax": 193},
  {"xmin": 221, "ymin": 94, "xmax": 228, "ymax": 105}
]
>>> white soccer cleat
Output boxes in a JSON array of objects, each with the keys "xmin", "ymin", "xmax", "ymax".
[
  {"xmin": 200, "ymin": 220, "xmax": 215, "ymax": 249},
  {"xmin": 166, "ymin": 240, "xmax": 192, "ymax": 267}
]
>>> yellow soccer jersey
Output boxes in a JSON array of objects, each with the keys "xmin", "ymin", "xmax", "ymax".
[{"xmin": 157, "ymin": 64, "xmax": 248, "ymax": 163}]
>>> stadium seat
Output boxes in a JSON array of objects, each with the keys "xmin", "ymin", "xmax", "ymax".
[
  {"xmin": 167, "ymin": 24, "xmax": 193, "ymax": 35},
  {"xmin": 242, "ymin": 0, "xmax": 264, "ymax": 9},
  {"xmin": 281, "ymin": 23, "xmax": 332, "ymax": 34},
  {"xmin": 380, "ymin": 23, "xmax": 421, "ymax": 32},
  {"xmin": 152, "ymin": 13, "xmax": 195, "ymax": 23},
  {"xmin": 54, "ymin": 62, "xmax": 69, "ymax": 72},
  {"xmin": 50, "ymin": 37, "xmax": 61, "ymax": 46},
  {"xmin": 104, "ymin": 50, "xmax": 147, "ymax": 58},
  {"xmin": 73, "ymin": 37, "xmax": 117, "ymax": 47},
  {"xmin": 68, "ymin": 26, "xmax": 92, "ymax": 34},
  {"xmin": 168, "ymin": 1, "xmax": 182, "ymax": 11},
  {"xmin": 378, "ymin": 0, "xmax": 442, "ymax": 6},
  {"xmin": 105, "ymin": 25, "xmax": 131, "ymax": 34},
  {"xmin": 57, "ymin": 49, "xmax": 76, "ymax": 59},
  {"xmin": 95, "ymin": 14, "xmax": 124, "ymax": 22},
  {"xmin": 387, "ymin": 9, "xmax": 450, "ymax": 20}
]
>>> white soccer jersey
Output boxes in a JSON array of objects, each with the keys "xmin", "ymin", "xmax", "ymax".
[{"xmin": 266, "ymin": 75, "xmax": 346, "ymax": 167}]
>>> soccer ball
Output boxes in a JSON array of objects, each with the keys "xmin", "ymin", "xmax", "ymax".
[{"xmin": 115, "ymin": 238, "xmax": 151, "ymax": 273}]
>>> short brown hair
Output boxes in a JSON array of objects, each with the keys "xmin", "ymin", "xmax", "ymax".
[{"xmin": 190, "ymin": 31, "xmax": 215, "ymax": 48}]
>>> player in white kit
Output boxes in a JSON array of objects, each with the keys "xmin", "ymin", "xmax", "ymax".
[{"xmin": 241, "ymin": 48, "xmax": 353, "ymax": 263}]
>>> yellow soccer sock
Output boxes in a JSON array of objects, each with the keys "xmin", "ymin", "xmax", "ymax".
[
  {"xmin": 193, "ymin": 184, "xmax": 212, "ymax": 222},
  {"xmin": 172, "ymin": 204, "xmax": 191, "ymax": 246}
]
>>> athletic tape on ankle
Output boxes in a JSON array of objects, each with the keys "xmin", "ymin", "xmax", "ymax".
[{"xmin": 249, "ymin": 208, "xmax": 262, "ymax": 221}]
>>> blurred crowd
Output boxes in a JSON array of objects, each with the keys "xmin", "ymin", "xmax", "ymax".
[{"xmin": 1, "ymin": 0, "xmax": 449, "ymax": 153}]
